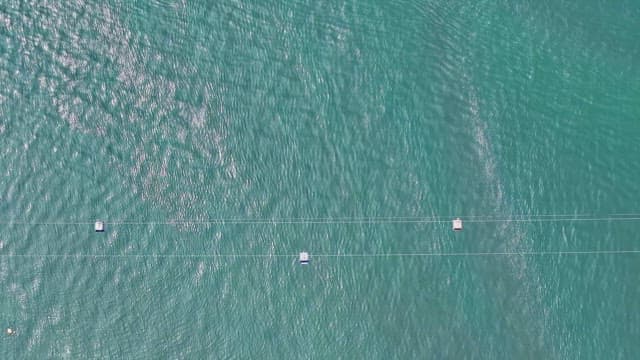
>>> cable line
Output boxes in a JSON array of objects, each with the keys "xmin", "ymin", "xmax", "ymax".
[
  {"xmin": 1, "ymin": 250, "xmax": 640, "ymax": 259},
  {"xmin": 1, "ymin": 214, "xmax": 640, "ymax": 225}
]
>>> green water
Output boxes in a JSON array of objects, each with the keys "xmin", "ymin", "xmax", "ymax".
[{"xmin": 1, "ymin": 0, "xmax": 640, "ymax": 358}]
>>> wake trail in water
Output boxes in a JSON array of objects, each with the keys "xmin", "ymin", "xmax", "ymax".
[{"xmin": 463, "ymin": 67, "xmax": 559, "ymax": 356}]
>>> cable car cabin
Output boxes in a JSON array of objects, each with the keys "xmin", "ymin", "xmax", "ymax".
[
  {"xmin": 299, "ymin": 252, "xmax": 310, "ymax": 264},
  {"xmin": 452, "ymin": 218, "xmax": 463, "ymax": 231}
]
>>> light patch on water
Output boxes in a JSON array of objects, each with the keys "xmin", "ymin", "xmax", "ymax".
[
  {"xmin": 47, "ymin": 306, "xmax": 62, "ymax": 325},
  {"xmin": 466, "ymin": 80, "xmax": 530, "ymax": 253},
  {"xmin": 96, "ymin": 6, "xmax": 137, "ymax": 88},
  {"xmin": 0, "ymin": 11, "xmax": 11, "ymax": 29},
  {"xmin": 0, "ymin": 257, "xmax": 7, "ymax": 283},
  {"xmin": 160, "ymin": 147, "xmax": 172, "ymax": 177},
  {"xmin": 191, "ymin": 106, "xmax": 207, "ymax": 128},
  {"xmin": 226, "ymin": 158, "xmax": 238, "ymax": 179},
  {"xmin": 12, "ymin": 0, "xmax": 237, "ymax": 228},
  {"xmin": 470, "ymin": 99, "xmax": 529, "ymax": 280},
  {"xmin": 30, "ymin": 274, "xmax": 42, "ymax": 295},
  {"xmin": 194, "ymin": 261, "xmax": 205, "ymax": 285},
  {"xmin": 468, "ymin": 90, "xmax": 504, "ymax": 206},
  {"xmin": 8, "ymin": 282, "xmax": 28, "ymax": 310},
  {"xmin": 177, "ymin": 128, "xmax": 187, "ymax": 143},
  {"xmin": 465, "ymin": 73, "xmax": 558, "ymax": 356},
  {"xmin": 106, "ymin": 229, "xmax": 119, "ymax": 247},
  {"xmin": 220, "ymin": 274, "xmax": 231, "ymax": 300},
  {"xmin": 83, "ymin": 4, "xmax": 235, "ymax": 225},
  {"xmin": 130, "ymin": 148, "xmax": 146, "ymax": 178},
  {"xmin": 27, "ymin": 304, "xmax": 63, "ymax": 352},
  {"xmin": 52, "ymin": 94, "xmax": 80, "ymax": 131},
  {"xmin": 61, "ymin": 344, "xmax": 73, "ymax": 359}
]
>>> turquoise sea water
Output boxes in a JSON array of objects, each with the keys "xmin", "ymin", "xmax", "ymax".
[{"xmin": 1, "ymin": 0, "xmax": 640, "ymax": 358}]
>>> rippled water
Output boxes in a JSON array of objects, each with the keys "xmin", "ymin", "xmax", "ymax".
[{"xmin": 1, "ymin": 0, "xmax": 640, "ymax": 358}]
